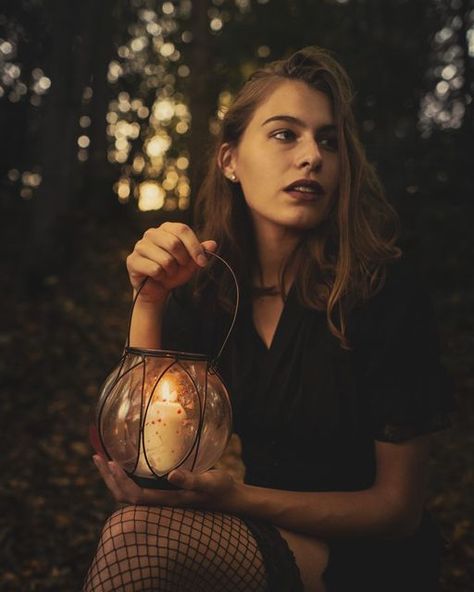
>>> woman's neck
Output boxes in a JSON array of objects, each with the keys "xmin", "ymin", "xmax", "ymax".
[{"xmin": 252, "ymin": 225, "xmax": 301, "ymax": 288}]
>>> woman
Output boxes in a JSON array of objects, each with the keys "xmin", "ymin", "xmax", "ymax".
[{"xmin": 84, "ymin": 47, "xmax": 453, "ymax": 591}]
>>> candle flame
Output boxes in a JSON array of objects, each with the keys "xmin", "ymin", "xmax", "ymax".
[{"xmin": 158, "ymin": 375, "xmax": 177, "ymax": 402}]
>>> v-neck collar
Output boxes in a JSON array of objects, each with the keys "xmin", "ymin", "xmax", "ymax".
[
  {"xmin": 251, "ymin": 282, "xmax": 297, "ymax": 354},
  {"xmin": 250, "ymin": 282, "xmax": 307, "ymax": 397}
]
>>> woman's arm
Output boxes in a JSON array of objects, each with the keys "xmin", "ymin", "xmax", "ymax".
[
  {"xmin": 94, "ymin": 434, "xmax": 430, "ymax": 540},
  {"xmin": 228, "ymin": 435, "xmax": 430, "ymax": 539},
  {"xmin": 124, "ymin": 223, "xmax": 217, "ymax": 349},
  {"xmin": 129, "ymin": 297, "xmax": 167, "ymax": 349}
]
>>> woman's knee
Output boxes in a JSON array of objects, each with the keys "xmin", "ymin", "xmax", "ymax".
[{"xmin": 99, "ymin": 505, "xmax": 160, "ymax": 551}]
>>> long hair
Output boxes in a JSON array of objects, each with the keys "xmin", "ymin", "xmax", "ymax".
[{"xmin": 193, "ymin": 46, "xmax": 401, "ymax": 349}]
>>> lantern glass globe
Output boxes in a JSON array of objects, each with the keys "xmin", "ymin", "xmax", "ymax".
[{"xmin": 93, "ymin": 350, "xmax": 232, "ymax": 488}]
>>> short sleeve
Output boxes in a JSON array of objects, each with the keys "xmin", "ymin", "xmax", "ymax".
[{"xmin": 352, "ymin": 260, "xmax": 455, "ymax": 443}]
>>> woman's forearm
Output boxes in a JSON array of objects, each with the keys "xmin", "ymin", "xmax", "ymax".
[
  {"xmin": 230, "ymin": 482, "xmax": 416, "ymax": 540},
  {"xmin": 129, "ymin": 293, "xmax": 169, "ymax": 349}
]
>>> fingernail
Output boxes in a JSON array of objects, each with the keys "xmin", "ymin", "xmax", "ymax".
[{"xmin": 197, "ymin": 254, "xmax": 207, "ymax": 267}]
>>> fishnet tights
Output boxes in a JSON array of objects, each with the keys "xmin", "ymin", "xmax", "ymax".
[{"xmin": 83, "ymin": 505, "xmax": 268, "ymax": 592}]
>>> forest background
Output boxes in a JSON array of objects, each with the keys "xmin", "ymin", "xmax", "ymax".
[{"xmin": 0, "ymin": 0, "xmax": 472, "ymax": 590}]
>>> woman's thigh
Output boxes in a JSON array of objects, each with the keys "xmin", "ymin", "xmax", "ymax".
[
  {"xmin": 276, "ymin": 526, "xmax": 329, "ymax": 592},
  {"xmin": 84, "ymin": 505, "xmax": 269, "ymax": 592}
]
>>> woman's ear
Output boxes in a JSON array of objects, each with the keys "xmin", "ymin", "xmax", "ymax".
[{"xmin": 217, "ymin": 142, "xmax": 238, "ymax": 181}]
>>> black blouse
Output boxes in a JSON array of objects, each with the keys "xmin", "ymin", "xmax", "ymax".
[
  {"xmin": 162, "ymin": 257, "xmax": 453, "ymax": 494},
  {"xmin": 161, "ymin": 257, "xmax": 454, "ymax": 590}
]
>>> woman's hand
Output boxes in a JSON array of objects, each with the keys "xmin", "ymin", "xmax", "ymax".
[
  {"xmin": 93, "ymin": 454, "xmax": 238, "ymax": 512},
  {"xmin": 126, "ymin": 222, "xmax": 217, "ymax": 305}
]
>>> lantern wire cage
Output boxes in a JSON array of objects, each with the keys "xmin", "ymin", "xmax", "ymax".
[{"xmin": 93, "ymin": 250, "xmax": 239, "ymax": 489}]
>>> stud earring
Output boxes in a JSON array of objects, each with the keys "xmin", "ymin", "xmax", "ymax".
[{"xmin": 230, "ymin": 173, "xmax": 238, "ymax": 182}]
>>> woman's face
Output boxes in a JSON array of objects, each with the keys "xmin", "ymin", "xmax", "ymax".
[{"xmin": 220, "ymin": 79, "xmax": 340, "ymax": 236}]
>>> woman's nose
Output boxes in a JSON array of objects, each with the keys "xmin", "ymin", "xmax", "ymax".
[{"xmin": 296, "ymin": 139, "xmax": 322, "ymax": 170}]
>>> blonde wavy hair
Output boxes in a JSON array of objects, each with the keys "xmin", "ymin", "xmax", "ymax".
[{"xmin": 193, "ymin": 46, "xmax": 401, "ymax": 349}]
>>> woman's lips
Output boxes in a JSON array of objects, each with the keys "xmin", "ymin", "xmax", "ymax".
[
  {"xmin": 284, "ymin": 179, "xmax": 325, "ymax": 202},
  {"xmin": 285, "ymin": 189, "xmax": 322, "ymax": 201}
]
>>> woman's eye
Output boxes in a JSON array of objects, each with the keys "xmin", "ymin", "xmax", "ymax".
[
  {"xmin": 271, "ymin": 129, "xmax": 296, "ymax": 142},
  {"xmin": 319, "ymin": 137, "xmax": 338, "ymax": 151}
]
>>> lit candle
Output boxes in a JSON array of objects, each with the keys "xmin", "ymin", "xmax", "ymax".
[{"xmin": 136, "ymin": 375, "xmax": 186, "ymax": 476}]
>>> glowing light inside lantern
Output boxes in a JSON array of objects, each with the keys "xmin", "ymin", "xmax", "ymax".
[{"xmin": 136, "ymin": 375, "xmax": 187, "ymax": 476}]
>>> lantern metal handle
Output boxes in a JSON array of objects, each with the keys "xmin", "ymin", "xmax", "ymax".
[{"xmin": 125, "ymin": 249, "xmax": 240, "ymax": 368}]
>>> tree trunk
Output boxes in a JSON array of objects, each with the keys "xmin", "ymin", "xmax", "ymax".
[
  {"xmin": 459, "ymin": 0, "xmax": 473, "ymax": 194},
  {"xmin": 460, "ymin": 0, "xmax": 473, "ymax": 130},
  {"xmin": 22, "ymin": 0, "xmax": 96, "ymax": 292},
  {"xmin": 84, "ymin": 0, "xmax": 120, "ymax": 217},
  {"xmin": 185, "ymin": 0, "xmax": 216, "ymax": 225}
]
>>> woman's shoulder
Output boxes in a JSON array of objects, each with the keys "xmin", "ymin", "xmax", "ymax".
[
  {"xmin": 363, "ymin": 255, "xmax": 427, "ymax": 311},
  {"xmin": 348, "ymin": 255, "xmax": 434, "ymax": 345}
]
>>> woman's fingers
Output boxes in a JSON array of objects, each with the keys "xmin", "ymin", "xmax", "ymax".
[
  {"xmin": 93, "ymin": 455, "xmax": 129, "ymax": 502},
  {"xmin": 159, "ymin": 222, "xmax": 208, "ymax": 267},
  {"xmin": 126, "ymin": 223, "xmax": 217, "ymax": 302},
  {"xmin": 93, "ymin": 456, "xmax": 193, "ymax": 506},
  {"xmin": 107, "ymin": 462, "xmax": 146, "ymax": 504},
  {"xmin": 129, "ymin": 224, "xmax": 208, "ymax": 281},
  {"xmin": 157, "ymin": 227, "xmax": 196, "ymax": 267},
  {"xmin": 201, "ymin": 239, "xmax": 218, "ymax": 254},
  {"xmin": 93, "ymin": 456, "xmax": 146, "ymax": 504},
  {"xmin": 143, "ymin": 227, "xmax": 191, "ymax": 268},
  {"xmin": 93, "ymin": 456, "xmax": 229, "ymax": 510},
  {"xmin": 134, "ymin": 242, "xmax": 181, "ymax": 277},
  {"xmin": 126, "ymin": 252, "xmax": 166, "ymax": 286}
]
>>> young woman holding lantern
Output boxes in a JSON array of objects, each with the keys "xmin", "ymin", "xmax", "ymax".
[{"xmin": 84, "ymin": 47, "xmax": 453, "ymax": 591}]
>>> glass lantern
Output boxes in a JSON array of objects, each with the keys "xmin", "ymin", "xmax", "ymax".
[{"xmin": 90, "ymin": 251, "xmax": 239, "ymax": 489}]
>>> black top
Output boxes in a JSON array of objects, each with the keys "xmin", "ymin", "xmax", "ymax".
[
  {"xmin": 162, "ymin": 257, "xmax": 453, "ymax": 492},
  {"xmin": 162, "ymin": 257, "xmax": 454, "ymax": 589}
]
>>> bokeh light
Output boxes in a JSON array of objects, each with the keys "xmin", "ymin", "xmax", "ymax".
[
  {"xmin": 5, "ymin": 0, "xmax": 469, "ymax": 210},
  {"xmin": 0, "ymin": 32, "xmax": 52, "ymax": 116},
  {"xmin": 102, "ymin": 0, "xmax": 198, "ymax": 211},
  {"xmin": 146, "ymin": 132, "xmax": 171, "ymax": 157},
  {"xmin": 210, "ymin": 18, "xmax": 223, "ymax": 32},
  {"xmin": 138, "ymin": 181, "xmax": 166, "ymax": 211},
  {"xmin": 116, "ymin": 178, "xmax": 131, "ymax": 202},
  {"xmin": 419, "ymin": 10, "xmax": 470, "ymax": 138}
]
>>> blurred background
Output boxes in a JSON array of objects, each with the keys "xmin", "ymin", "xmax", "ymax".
[{"xmin": 0, "ymin": 0, "xmax": 472, "ymax": 590}]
